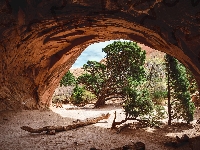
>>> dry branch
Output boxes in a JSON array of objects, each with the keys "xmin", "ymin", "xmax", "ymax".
[
  {"xmin": 21, "ymin": 113, "xmax": 110, "ymax": 135},
  {"xmin": 111, "ymin": 111, "xmax": 151, "ymax": 132},
  {"xmin": 111, "ymin": 111, "xmax": 136, "ymax": 129}
]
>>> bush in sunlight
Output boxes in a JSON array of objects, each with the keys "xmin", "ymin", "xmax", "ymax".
[
  {"xmin": 60, "ymin": 71, "xmax": 76, "ymax": 86},
  {"xmin": 82, "ymin": 90, "xmax": 97, "ymax": 103}
]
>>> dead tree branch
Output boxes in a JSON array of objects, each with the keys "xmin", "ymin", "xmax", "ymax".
[
  {"xmin": 111, "ymin": 111, "xmax": 151, "ymax": 132},
  {"xmin": 111, "ymin": 111, "xmax": 137, "ymax": 129},
  {"xmin": 21, "ymin": 113, "xmax": 110, "ymax": 135}
]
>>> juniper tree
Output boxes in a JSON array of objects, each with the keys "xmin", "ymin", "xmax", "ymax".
[
  {"xmin": 78, "ymin": 41, "xmax": 147, "ymax": 108},
  {"xmin": 60, "ymin": 71, "xmax": 76, "ymax": 86},
  {"xmin": 165, "ymin": 54, "xmax": 195, "ymax": 125}
]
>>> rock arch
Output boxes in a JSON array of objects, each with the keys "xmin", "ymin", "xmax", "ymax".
[{"xmin": 0, "ymin": 0, "xmax": 200, "ymax": 110}]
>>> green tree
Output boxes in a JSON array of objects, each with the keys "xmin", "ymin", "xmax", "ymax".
[
  {"xmin": 60, "ymin": 71, "xmax": 76, "ymax": 86},
  {"xmin": 165, "ymin": 54, "xmax": 195, "ymax": 125},
  {"xmin": 70, "ymin": 84, "xmax": 85, "ymax": 105},
  {"xmin": 186, "ymin": 68, "xmax": 198, "ymax": 94},
  {"xmin": 78, "ymin": 61, "xmax": 107, "ymax": 107},
  {"xmin": 123, "ymin": 87, "xmax": 154, "ymax": 119},
  {"xmin": 78, "ymin": 41, "xmax": 147, "ymax": 108}
]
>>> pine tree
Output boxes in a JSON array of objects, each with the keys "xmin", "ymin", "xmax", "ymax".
[{"xmin": 165, "ymin": 54, "xmax": 195, "ymax": 124}]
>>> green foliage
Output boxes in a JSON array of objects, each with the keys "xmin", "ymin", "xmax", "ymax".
[
  {"xmin": 70, "ymin": 85, "xmax": 96, "ymax": 106},
  {"xmin": 151, "ymin": 90, "xmax": 167, "ymax": 105},
  {"xmin": 104, "ymin": 41, "xmax": 146, "ymax": 87},
  {"xmin": 82, "ymin": 90, "xmax": 97, "ymax": 102},
  {"xmin": 148, "ymin": 105, "xmax": 167, "ymax": 127},
  {"xmin": 70, "ymin": 84, "xmax": 85, "ymax": 105},
  {"xmin": 78, "ymin": 41, "xmax": 147, "ymax": 107},
  {"xmin": 78, "ymin": 61, "xmax": 106, "ymax": 97},
  {"xmin": 165, "ymin": 54, "xmax": 195, "ymax": 123},
  {"xmin": 123, "ymin": 87, "xmax": 154, "ymax": 118},
  {"xmin": 152, "ymin": 90, "xmax": 167, "ymax": 100},
  {"xmin": 78, "ymin": 41, "xmax": 170, "ymax": 124},
  {"xmin": 60, "ymin": 71, "xmax": 76, "ymax": 86},
  {"xmin": 186, "ymin": 68, "xmax": 198, "ymax": 94},
  {"xmin": 123, "ymin": 87, "xmax": 166, "ymax": 127}
]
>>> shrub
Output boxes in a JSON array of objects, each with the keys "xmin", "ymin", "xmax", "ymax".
[
  {"xmin": 70, "ymin": 84, "xmax": 85, "ymax": 105},
  {"xmin": 82, "ymin": 90, "xmax": 97, "ymax": 103},
  {"xmin": 151, "ymin": 90, "xmax": 167, "ymax": 105},
  {"xmin": 123, "ymin": 88, "xmax": 154, "ymax": 118},
  {"xmin": 60, "ymin": 71, "xmax": 76, "ymax": 86}
]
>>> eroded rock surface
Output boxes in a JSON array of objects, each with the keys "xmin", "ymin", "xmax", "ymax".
[{"xmin": 0, "ymin": 0, "xmax": 200, "ymax": 110}]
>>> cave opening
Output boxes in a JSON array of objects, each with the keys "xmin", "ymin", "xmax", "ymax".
[
  {"xmin": 50, "ymin": 39, "xmax": 198, "ymax": 125},
  {"xmin": 1, "ymin": 1, "xmax": 200, "ymax": 149}
]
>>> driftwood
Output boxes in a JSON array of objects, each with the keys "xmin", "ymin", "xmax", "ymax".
[{"xmin": 21, "ymin": 113, "xmax": 110, "ymax": 135}]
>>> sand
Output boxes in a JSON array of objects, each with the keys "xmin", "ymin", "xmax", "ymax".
[{"xmin": 0, "ymin": 104, "xmax": 200, "ymax": 150}]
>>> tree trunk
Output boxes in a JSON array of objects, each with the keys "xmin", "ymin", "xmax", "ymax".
[
  {"xmin": 167, "ymin": 66, "xmax": 172, "ymax": 125},
  {"xmin": 95, "ymin": 94, "xmax": 106, "ymax": 107}
]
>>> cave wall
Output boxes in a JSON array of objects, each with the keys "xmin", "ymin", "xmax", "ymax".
[{"xmin": 0, "ymin": 0, "xmax": 200, "ymax": 111}]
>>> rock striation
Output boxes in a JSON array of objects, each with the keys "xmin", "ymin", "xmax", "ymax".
[{"xmin": 0, "ymin": 0, "xmax": 200, "ymax": 110}]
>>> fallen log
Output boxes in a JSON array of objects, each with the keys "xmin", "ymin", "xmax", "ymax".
[{"xmin": 21, "ymin": 113, "xmax": 110, "ymax": 135}]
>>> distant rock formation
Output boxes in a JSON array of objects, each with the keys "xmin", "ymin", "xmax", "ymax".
[{"xmin": 70, "ymin": 68, "xmax": 85, "ymax": 78}]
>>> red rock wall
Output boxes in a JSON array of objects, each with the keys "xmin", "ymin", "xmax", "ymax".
[{"xmin": 0, "ymin": 0, "xmax": 200, "ymax": 110}]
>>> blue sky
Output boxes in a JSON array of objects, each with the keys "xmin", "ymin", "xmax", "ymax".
[{"xmin": 71, "ymin": 39, "xmax": 130, "ymax": 69}]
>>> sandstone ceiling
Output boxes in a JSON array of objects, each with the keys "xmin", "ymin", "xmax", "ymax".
[{"xmin": 0, "ymin": 0, "xmax": 200, "ymax": 111}]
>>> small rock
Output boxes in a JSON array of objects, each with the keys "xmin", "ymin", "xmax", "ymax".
[
  {"xmin": 90, "ymin": 148, "xmax": 97, "ymax": 150},
  {"xmin": 74, "ymin": 141, "xmax": 78, "ymax": 145},
  {"xmin": 134, "ymin": 142, "xmax": 145, "ymax": 150},
  {"xmin": 122, "ymin": 144, "xmax": 134, "ymax": 150},
  {"xmin": 3, "ymin": 118, "xmax": 8, "ymax": 120}
]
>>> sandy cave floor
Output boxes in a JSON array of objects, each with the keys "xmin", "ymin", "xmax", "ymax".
[{"xmin": 1, "ymin": 103, "xmax": 200, "ymax": 150}]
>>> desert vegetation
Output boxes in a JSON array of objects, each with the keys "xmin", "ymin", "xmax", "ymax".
[{"xmin": 53, "ymin": 41, "xmax": 198, "ymax": 128}]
